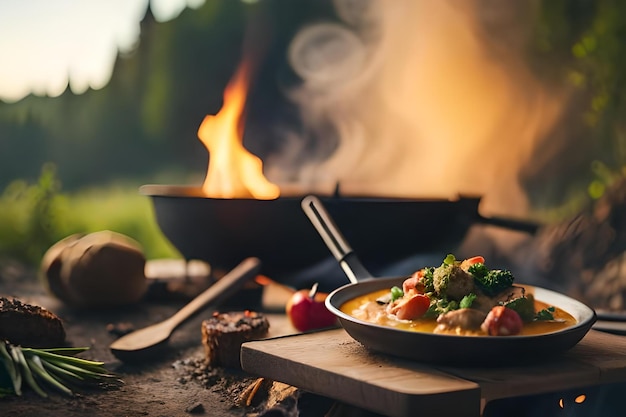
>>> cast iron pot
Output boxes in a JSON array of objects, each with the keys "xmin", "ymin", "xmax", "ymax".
[
  {"xmin": 301, "ymin": 195, "xmax": 597, "ymax": 365},
  {"xmin": 141, "ymin": 184, "xmax": 538, "ymax": 278}
]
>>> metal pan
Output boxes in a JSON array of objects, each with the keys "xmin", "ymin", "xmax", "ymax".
[
  {"xmin": 301, "ymin": 195, "xmax": 597, "ymax": 366},
  {"xmin": 140, "ymin": 184, "xmax": 539, "ymax": 278}
]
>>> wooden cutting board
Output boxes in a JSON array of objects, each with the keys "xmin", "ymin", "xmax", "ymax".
[
  {"xmin": 241, "ymin": 328, "xmax": 626, "ymax": 417},
  {"xmin": 242, "ymin": 329, "xmax": 481, "ymax": 417}
]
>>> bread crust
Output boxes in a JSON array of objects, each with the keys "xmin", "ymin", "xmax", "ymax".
[{"xmin": 0, "ymin": 297, "xmax": 66, "ymax": 347}]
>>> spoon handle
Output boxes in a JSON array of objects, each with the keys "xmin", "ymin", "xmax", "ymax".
[{"xmin": 168, "ymin": 257, "xmax": 262, "ymax": 329}]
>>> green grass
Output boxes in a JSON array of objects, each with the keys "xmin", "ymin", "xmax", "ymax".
[
  {"xmin": 53, "ymin": 186, "xmax": 182, "ymax": 260},
  {"xmin": 0, "ymin": 166, "xmax": 181, "ymax": 267}
]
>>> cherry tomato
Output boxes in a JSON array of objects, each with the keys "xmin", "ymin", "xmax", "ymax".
[
  {"xmin": 481, "ymin": 306, "xmax": 523, "ymax": 336},
  {"xmin": 285, "ymin": 283, "xmax": 337, "ymax": 332},
  {"xmin": 394, "ymin": 294, "xmax": 430, "ymax": 320}
]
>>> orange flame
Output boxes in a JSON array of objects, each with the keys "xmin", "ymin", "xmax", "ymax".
[{"xmin": 197, "ymin": 61, "xmax": 280, "ymax": 199}]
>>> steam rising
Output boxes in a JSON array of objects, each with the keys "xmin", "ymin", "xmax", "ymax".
[{"xmin": 274, "ymin": 0, "xmax": 566, "ymax": 217}]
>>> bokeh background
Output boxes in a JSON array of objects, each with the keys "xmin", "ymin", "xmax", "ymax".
[{"xmin": 1, "ymin": 0, "xmax": 625, "ymax": 268}]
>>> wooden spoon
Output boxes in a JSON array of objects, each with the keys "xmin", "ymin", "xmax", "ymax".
[{"xmin": 110, "ymin": 257, "xmax": 261, "ymax": 360}]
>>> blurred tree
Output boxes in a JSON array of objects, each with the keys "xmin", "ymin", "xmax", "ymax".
[
  {"xmin": 523, "ymin": 0, "xmax": 626, "ymax": 211},
  {"xmin": 4, "ymin": 0, "xmax": 624, "ymax": 216},
  {"xmin": 0, "ymin": 1, "xmax": 251, "ymax": 190}
]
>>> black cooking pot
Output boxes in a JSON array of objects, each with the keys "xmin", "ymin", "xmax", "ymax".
[
  {"xmin": 301, "ymin": 195, "xmax": 596, "ymax": 365},
  {"xmin": 141, "ymin": 184, "xmax": 538, "ymax": 278}
]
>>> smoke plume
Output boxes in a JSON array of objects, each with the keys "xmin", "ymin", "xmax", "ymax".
[{"xmin": 273, "ymin": 0, "xmax": 568, "ymax": 217}]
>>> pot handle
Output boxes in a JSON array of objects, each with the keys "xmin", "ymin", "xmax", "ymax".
[{"xmin": 301, "ymin": 195, "xmax": 373, "ymax": 283}]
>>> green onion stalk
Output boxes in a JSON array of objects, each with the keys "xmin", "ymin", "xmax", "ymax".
[{"xmin": 0, "ymin": 341, "xmax": 122, "ymax": 398}]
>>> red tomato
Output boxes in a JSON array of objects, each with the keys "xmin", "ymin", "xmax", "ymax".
[
  {"xmin": 460, "ymin": 256, "xmax": 485, "ymax": 270},
  {"xmin": 481, "ymin": 306, "xmax": 523, "ymax": 336},
  {"xmin": 285, "ymin": 283, "xmax": 337, "ymax": 332},
  {"xmin": 395, "ymin": 294, "xmax": 430, "ymax": 320}
]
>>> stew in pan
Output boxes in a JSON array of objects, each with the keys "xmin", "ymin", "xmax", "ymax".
[{"xmin": 340, "ymin": 254, "xmax": 577, "ymax": 337}]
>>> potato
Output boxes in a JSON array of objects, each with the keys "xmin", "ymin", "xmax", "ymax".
[
  {"xmin": 39, "ymin": 233, "xmax": 83, "ymax": 302},
  {"xmin": 40, "ymin": 231, "xmax": 148, "ymax": 308}
]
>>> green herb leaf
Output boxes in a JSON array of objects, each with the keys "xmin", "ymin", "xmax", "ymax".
[
  {"xmin": 535, "ymin": 306, "xmax": 556, "ymax": 321},
  {"xmin": 460, "ymin": 293, "xmax": 477, "ymax": 309},
  {"xmin": 443, "ymin": 254, "xmax": 456, "ymax": 265},
  {"xmin": 504, "ymin": 296, "xmax": 536, "ymax": 322}
]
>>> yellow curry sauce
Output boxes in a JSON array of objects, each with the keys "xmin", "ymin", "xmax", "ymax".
[{"xmin": 340, "ymin": 287, "xmax": 577, "ymax": 336}]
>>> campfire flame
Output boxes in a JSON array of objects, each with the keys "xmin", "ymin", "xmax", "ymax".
[{"xmin": 197, "ymin": 61, "xmax": 280, "ymax": 199}]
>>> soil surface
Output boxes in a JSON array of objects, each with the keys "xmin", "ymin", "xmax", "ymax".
[{"xmin": 0, "ymin": 261, "xmax": 315, "ymax": 417}]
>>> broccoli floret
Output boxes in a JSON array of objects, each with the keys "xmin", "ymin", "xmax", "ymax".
[
  {"xmin": 429, "ymin": 256, "xmax": 455, "ymax": 296},
  {"xmin": 468, "ymin": 262, "xmax": 489, "ymax": 279},
  {"xmin": 473, "ymin": 269, "xmax": 514, "ymax": 296},
  {"xmin": 432, "ymin": 265, "xmax": 451, "ymax": 295},
  {"xmin": 422, "ymin": 267, "xmax": 435, "ymax": 293},
  {"xmin": 423, "ymin": 296, "xmax": 459, "ymax": 318}
]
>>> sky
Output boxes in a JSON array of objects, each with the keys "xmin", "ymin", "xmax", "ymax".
[{"xmin": 0, "ymin": 0, "xmax": 205, "ymax": 103}]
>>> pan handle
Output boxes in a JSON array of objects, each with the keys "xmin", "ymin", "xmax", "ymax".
[
  {"xmin": 476, "ymin": 214, "xmax": 540, "ymax": 234},
  {"xmin": 301, "ymin": 195, "xmax": 373, "ymax": 283}
]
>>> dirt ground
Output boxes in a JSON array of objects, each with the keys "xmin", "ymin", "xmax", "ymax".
[
  {"xmin": 0, "ymin": 261, "xmax": 316, "ymax": 417},
  {"xmin": 1, "ymin": 352, "xmax": 258, "ymax": 417}
]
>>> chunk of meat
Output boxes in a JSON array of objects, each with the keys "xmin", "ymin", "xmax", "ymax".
[
  {"xmin": 468, "ymin": 292, "xmax": 496, "ymax": 313},
  {"xmin": 466, "ymin": 285, "xmax": 529, "ymax": 316},
  {"xmin": 492, "ymin": 285, "xmax": 526, "ymax": 305},
  {"xmin": 351, "ymin": 301, "xmax": 388, "ymax": 323},
  {"xmin": 434, "ymin": 308, "xmax": 488, "ymax": 334},
  {"xmin": 433, "ymin": 265, "xmax": 475, "ymax": 301}
]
